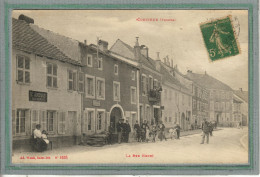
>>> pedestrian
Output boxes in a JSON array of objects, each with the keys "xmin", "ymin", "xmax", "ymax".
[
  {"xmin": 141, "ymin": 120, "xmax": 149, "ymax": 142},
  {"xmin": 151, "ymin": 124, "xmax": 157, "ymax": 142},
  {"xmin": 169, "ymin": 128, "xmax": 174, "ymax": 140},
  {"xmin": 201, "ymin": 118, "xmax": 210, "ymax": 144},
  {"xmin": 157, "ymin": 121, "xmax": 166, "ymax": 141},
  {"xmin": 116, "ymin": 119, "xmax": 124, "ymax": 144},
  {"xmin": 124, "ymin": 120, "xmax": 131, "ymax": 143},
  {"xmin": 145, "ymin": 126, "xmax": 150, "ymax": 143},
  {"xmin": 174, "ymin": 123, "xmax": 181, "ymax": 139},
  {"xmin": 107, "ymin": 122, "xmax": 114, "ymax": 145},
  {"xmin": 134, "ymin": 121, "xmax": 141, "ymax": 142},
  {"xmin": 209, "ymin": 122, "xmax": 213, "ymax": 136}
]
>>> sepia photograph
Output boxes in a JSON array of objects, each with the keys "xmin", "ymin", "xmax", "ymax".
[{"xmin": 11, "ymin": 9, "xmax": 249, "ymax": 165}]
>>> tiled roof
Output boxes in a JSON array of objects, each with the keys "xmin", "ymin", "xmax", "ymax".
[
  {"xmin": 12, "ymin": 18, "xmax": 81, "ymax": 66},
  {"xmin": 234, "ymin": 90, "xmax": 248, "ymax": 103},
  {"xmin": 186, "ymin": 72, "xmax": 233, "ymax": 91},
  {"xmin": 110, "ymin": 39, "xmax": 156, "ymax": 70}
]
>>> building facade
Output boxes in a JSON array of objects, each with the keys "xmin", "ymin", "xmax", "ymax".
[
  {"xmin": 186, "ymin": 71, "xmax": 233, "ymax": 127},
  {"xmin": 79, "ymin": 40, "xmax": 139, "ymax": 140},
  {"xmin": 160, "ymin": 60, "xmax": 192, "ymax": 131},
  {"xmin": 234, "ymin": 89, "xmax": 248, "ymax": 126},
  {"xmin": 12, "ymin": 17, "xmax": 82, "ymax": 152},
  {"xmin": 110, "ymin": 38, "xmax": 162, "ymax": 125}
]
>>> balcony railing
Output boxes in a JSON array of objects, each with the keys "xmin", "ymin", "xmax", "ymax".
[{"xmin": 148, "ymin": 88, "xmax": 161, "ymax": 103}]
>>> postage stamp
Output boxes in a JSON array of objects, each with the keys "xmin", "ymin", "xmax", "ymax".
[{"xmin": 200, "ymin": 16, "xmax": 240, "ymax": 61}]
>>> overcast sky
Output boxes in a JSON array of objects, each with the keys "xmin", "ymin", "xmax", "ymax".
[{"xmin": 13, "ymin": 10, "xmax": 248, "ymax": 91}]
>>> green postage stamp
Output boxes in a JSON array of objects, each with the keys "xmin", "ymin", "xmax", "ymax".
[{"xmin": 200, "ymin": 16, "xmax": 240, "ymax": 61}]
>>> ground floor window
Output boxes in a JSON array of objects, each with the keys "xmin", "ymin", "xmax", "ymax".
[
  {"xmin": 16, "ymin": 109, "xmax": 27, "ymax": 134},
  {"xmin": 58, "ymin": 111, "xmax": 66, "ymax": 134},
  {"xmin": 47, "ymin": 111, "xmax": 56, "ymax": 132}
]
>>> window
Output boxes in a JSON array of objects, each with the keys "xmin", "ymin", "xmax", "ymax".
[
  {"xmin": 47, "ymin": 111, "xmax": 56, "ymax": 132},
  {"xmin": 96, "ymin": 77, "xmax": 105, "ymax": 100},
  {"xmin": 87, "ymin": 110, "xmax": 94, "ymax": 131},
  {"xmin": 193, "ymin": 100, "xmax": 196, "ymax": 109},
  {"xmin": 31, "ymin": 110, "xmax": 39, "ymax": 133},
  {"xmin": 182, "ymin": 94, "xmax": 184, "ymax": 105},
  {"xmin": 154, "ymin": 79, "xmax": 158, "ymax": 89},
  {"xmin": 113, "ymin": 81, "xmax": 120, "ymax": 101},
  {"xmin": 131, "ymin": 86, "xmax": 137, "ymax": 104},
  {"xmin": 114, "ymin": 64, "xmax": 118, "ymax": 75},
  {"xmin": 140, "ymin": 105, "xmax": 143, "ymax": 122},
  {"xmin": 146, "ymin": 105, "xmax": 150, "ymax": 121},
  {"xmin": 78, "ymin": 72, "xmax": 84, "ymax": 92},
  {"xmin": 58, "ymin": 111, "xmax": 66, "ymax": 134},
  {"xmin": 47, "ymin": 63, "xmax": 57, "ymax": 88},
  {"xmin": 97, "ymin": 58, "xmax": 103, "ymax": 70},
  {"xmin": 169, "ymin": 90, "xmax": 172, "ymax": 100},
  {"xmin": 169, "ymin": 117, "xmax": 172, "ymax": 122},
  {"xmin": 131, "ymin": 71, "xmax": 135, "ymax": 80},
  {"xmin": 165, "ymin": 117, "xmax": 167, "ymax": 122},
  {"xmin": 146, "ymin": 77, "xmax": 149, "ymax": 93},
  {"xmin": 68, "ymin": 70, "xmax": 77, "ymax": 91},
  {"xmin": 87, "ymin": 55, "xmax": 93, "ymax": 67},
  {"xmin": 149, "ymin": 76, "xmax": 153, "ymax": 90},
  {"xmin": 97, "ymin": 110, "xmax": 105, "ymax": 131},
  {"xmin": 17, "ymin": 55, "xmax": 30, "ymax": 84},
  {"xmin": 85, "ymin": 75, "xmax": 95, "ymax": 98},
  {"xmin": 141, "ymin": 75, "xmax": 146, "ymax": 95},
  {"xmin": 16, "ymin": 109, "xmax": 27, "ymax": 134}
]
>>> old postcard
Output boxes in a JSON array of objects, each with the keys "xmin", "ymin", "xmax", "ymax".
[{"xmin": 11, "ymin": 9, "xmax": 249, "ymax": 165}]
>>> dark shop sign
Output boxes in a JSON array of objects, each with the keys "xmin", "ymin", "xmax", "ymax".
[{"xmin": 29, "ymin": 90, "xmax": 47, "ymax": 102}]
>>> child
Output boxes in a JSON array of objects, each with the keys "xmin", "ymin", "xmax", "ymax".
[
  {"xmin": 169, "ymin": 128, "xmax": 174, "ymax": 140},
  {"xmin": 145, "ymin": 127, "xmax": 150, "ymax": 143},
  {"xmin": 41, "ymin": 130, "xmax": 49, "ymax": 144}
]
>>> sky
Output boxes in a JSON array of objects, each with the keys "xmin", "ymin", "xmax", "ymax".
[{"xmin": 12, "ymin": 10, "xmax": 248, "ymax": 91}]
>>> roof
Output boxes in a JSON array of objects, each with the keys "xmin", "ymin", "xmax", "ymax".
[
  {"xmin": 234, "ymin": 90, "xmax": 248, "ymax": 103},
  {"xmin": 186, "ymin": 72, "xmax": 233, "ymax": 91},
  {"xmin": 12, "ymin": 18, "xmax": 81, "ymax": 66},
  {"xmin": 110, "ymin": 39, "xmax": 156, "ymax": 70}
]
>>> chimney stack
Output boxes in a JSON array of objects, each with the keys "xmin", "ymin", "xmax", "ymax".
[
  {"xmin": 166, "ymin": 56, "xmax": 170, "ymax": 66},
  {"xmin": 84, "ymin": 40, "xmax": 87, "ymax": 45},
  {"xmin": 98, "ymin": 40, "xmax": 108, "ymax": 52},
  {"xmin": 18, "ymin": 14, "xmax": 34, "ymax": 24},
  {"xmin": 239, "ymin": 88, "xmax": 243, "ymax": 91},
  {"xmin": 171, "ymin": 59, "xmax": 173, "ymax": 68},
  {"xmin": 163, "ymin": 58, "xmax": 166, "ymax": 64},
  {"xmin": 134, "ymin": 37, "xmax": 141, "ymax": 61},
  {"xmin": 155, "ymin": 52, "xmax": 161, "ymax": 72},
  {"xmin": 140, "ymin": 45, "xmax": 149, "ymax": 58}
]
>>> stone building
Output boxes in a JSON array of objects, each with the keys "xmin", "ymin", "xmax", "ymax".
[
  {"xmin": 12, "ymin": 16, "xmax": 82, "ymax": 151},
  {"xmin": 110, "ymin": 38, "xmax": 162, "ymax": 125}
]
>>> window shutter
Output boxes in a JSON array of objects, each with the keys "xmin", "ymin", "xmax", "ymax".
[
  {"xmin": 52, "ymin": 112, "xmax": 58, "ymax": 134},
  {"xmin": 40, "ymin": 110, "xmax": 47, "ymax": 131},
  {"xmin": 25, "ymin": 110, "xmax": 31, "ymax": 136},
  {"xmin": 58, "ymin": 111, "xmax": 66, "ymax": 135},
  {"xmin": 12, "ymin": 110, "xmax": 16, "ymax": 136},
  {"xmin": 31, "ymin": 110, "xmax": 39, "ymax": 134},
  {"xmin": 83, "ymin": 112, "xmax": 88, "ymax": 133}
]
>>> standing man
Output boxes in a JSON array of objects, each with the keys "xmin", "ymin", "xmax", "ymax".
[
  {"xmin": 134, "ymin": 121, "xmax": 141, "ymax": 142},
  {"xmin": 107, "ymin": 122, "xmax": 114, "ymax": 145},
  {"xmin": 116, "ymin": 119, "xmax": 124, "ymax": 144},
  {"xmin": 201, "ymin": 118, "xmax": 210, "ymax": 144},
  {"xmin": 141, "ymin": 120, "xmax": 148, "ymax": 142},
  {"xmin": 174, "ymin": 123, "xmax": 181, "ymax": 139},
  {"xmin": 124, "ymin": 120, "xmax": 131, "ymax": 143}
]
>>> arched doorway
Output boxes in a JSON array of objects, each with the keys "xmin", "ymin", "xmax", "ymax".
[
  {"xmin": 110, "ymin": 107, "xmax": 123, "ymax": 133},
  {"xmin": 181, "ymin": 113, "xmax": 185, "ymax": 131}
]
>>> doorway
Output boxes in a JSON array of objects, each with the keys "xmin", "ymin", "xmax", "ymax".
[
  {"xmin": 110, "ymin": 107, "xmax": 122, "ymax": 133},
  {"xmin": 181, "ymin": 113, "xmax": 185, "ymax": 131}
]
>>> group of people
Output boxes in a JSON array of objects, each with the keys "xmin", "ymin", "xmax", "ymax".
[
  {"xmin": 32, "ymin": 124, "xmax": 50, "ymax": 152},
  {"xmin": 133, "ymin": 120, "xmax": 181, "ymax": 143},
  {"xmin": 201, "ymin": 118, "xmax": 215, "ymax": 144},
  {"xmin": 107, "ymin": 119, "xmax": 132, "ymax": 144}
]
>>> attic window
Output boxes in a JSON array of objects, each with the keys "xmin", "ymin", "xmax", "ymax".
[{"xmin": 87, "ymin": 55, "xmax": 93, "ymax": 67}]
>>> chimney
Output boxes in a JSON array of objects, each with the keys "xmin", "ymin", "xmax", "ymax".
[
  {"xmin": 239, "ymin": 88, "xmax": 243, "ymax": 91},
  {"xmin": 163, "ymin": 58, "xmax": 166, "ymax": 64},
  {"xmin": 134, "ymin": 37, "xmax": 141, "ymax": 61},
  {"xmin": 205, "ymin": 71, "xmax": 207, "ymax": 75},
  {"xmin": 140, "ymin": 45, "xmax": 149, "ymax": 58},
  {"xmin": 155, "ymin": 52, "xmax": 161, "ymax": 72},
  {"xmin": 98, "ymin": 40, "xmax": 108, "ymax": 52},
  {"xmin": 84, "ymin": 40, "xmax": 87, "ymax": 45},
  {"xmin": 171, "ymin": 59, "xmax": 173, "ymax": 68},
  {"xmin": 18, "ymin": 14, "xmax": 34, "ymax": 24},
  {"xmin": 166, "ymin": 56, "xmax": 170, "ymax": 66}
]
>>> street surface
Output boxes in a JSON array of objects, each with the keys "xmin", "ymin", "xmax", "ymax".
[{"xmin": 13, "ymin": 127, "xmax": 248, "ymax": 164}]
